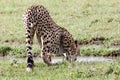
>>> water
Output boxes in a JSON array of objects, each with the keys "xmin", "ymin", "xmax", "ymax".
[{"xmin": 0, "ymin": 56, "xmax": 113, "ymax": 63}]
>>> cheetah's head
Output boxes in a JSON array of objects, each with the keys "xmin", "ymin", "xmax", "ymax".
[{"xmin": 65, "ymin": 40, "xmax": 80, "ymax": 62}]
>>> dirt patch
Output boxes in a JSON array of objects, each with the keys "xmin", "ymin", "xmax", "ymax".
[
  {"xmin": 78, "ymin": 37, "xmax": 108, "ymax": 45},
  {"xmin": 111, "ymin": 41, "xmax": 120, "ymax": 47},
  {"xmin": 4, "ymin": 40, "xmax": 9, "ymax": 43},
  {"xmin": 3, "ymin": 39, "xmax": 25, "ymax": 44},
  {"xmin": 0, "ymin": 11, "xmax": 17, "ymax": 14},
  {"xmin": 104, "ymin": 49, "xmax": 120, "ymax": 57}
]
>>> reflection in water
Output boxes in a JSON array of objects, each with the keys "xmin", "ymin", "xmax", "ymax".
[{"xmin": 0, "ymin": 56, "xmax": 113, "ymax": 63}]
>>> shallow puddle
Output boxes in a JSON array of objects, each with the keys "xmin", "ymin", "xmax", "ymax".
[
  {"xmin": 0, "ymin": 56, "xmax": 113, "ymax": 63},
  {"xmin": 51, "ymin": 56, "xmax": 113, "ymax": 63}
]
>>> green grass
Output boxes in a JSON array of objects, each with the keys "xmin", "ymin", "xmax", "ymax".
[{"xmin": 0, "ymin": 60, "xmax": 120, "ymax": 80}]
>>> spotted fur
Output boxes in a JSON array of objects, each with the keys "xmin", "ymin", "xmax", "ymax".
[{"xmin": 23, "ymin": 5, "xmax": 79, "ymax": 70}]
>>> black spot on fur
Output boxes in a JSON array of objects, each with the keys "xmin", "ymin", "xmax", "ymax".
[
  {"xmin": 28, "ymin": 52, "xmax": 32, "ymax": 55},
  {"xmin": 44, "ymin": 41, "xmax": 50, "ymax": 44},
  {"xmin": 26, "ymin": 35, "xmax": 31, "ymax": 38},
  {"xmin": 27, "ymin": 30, "xmax": 30, "ymax": 33},
  {"xmin": 28, "ymin": 40, "xmax": 30, "ymax": 44},
  {"xmin": 44, "ymin": 35, "xmax": 47, "ymax": 38},
  {"xmin": 27, "ymin": 46, "xmax": 32, "ymax": 50}
]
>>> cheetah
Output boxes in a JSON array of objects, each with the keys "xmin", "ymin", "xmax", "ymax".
[{"xmin": 22, "ymin": 5, "xmax": 79, "ymax": 71}]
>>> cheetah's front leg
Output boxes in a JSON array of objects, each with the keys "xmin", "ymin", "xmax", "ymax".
[{"xmin": 40, "ymin": 36, "xmax": 53, "ymax": 66}]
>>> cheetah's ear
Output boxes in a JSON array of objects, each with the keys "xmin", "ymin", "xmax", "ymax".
[{"xmin": 74, "ymin": 40, "xmax": 80, "ymax": 47}]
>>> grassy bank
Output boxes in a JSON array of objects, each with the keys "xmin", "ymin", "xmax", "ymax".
[
  {"xmin": 0, "ymin": 0, "xmax": 120, "ymax": 56},
  {"xmin": 0, "ymin": 44, "xmax": 120, "ymax": 57}
]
